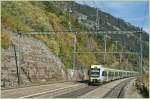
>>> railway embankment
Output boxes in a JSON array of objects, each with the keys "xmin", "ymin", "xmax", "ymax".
[
  {"xmin": 124, "ymin": 76, "xmax": 149, "ymax": 98},
  {"xmin": 135, "ymin": 74, "xmax": 149, "ymax": 97}
]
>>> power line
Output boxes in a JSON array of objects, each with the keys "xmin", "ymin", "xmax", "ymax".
[
  {"xmin": 74, "ymin": 51, "xmax": 139, "ymax": 55},
  {"xmin": 15, "ymin": 30, "xmax": 141, "ymax": 34},
  {"xmin": 12, "ymin": 30, "xmax": 148, "ymax": 46}
]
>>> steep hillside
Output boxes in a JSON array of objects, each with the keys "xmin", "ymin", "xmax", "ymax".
[
  {"xmin": 53, "ymin": 1, "xmax": 149, "ymax": 70},
  {"xmin": 54, "ymin": 1, "xmax": 149, "ymax": 58},
  {"xmin": 1, "ymin": 1, "xmax": 148, "ymax": 74}
]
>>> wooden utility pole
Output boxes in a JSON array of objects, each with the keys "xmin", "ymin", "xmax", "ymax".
[
  {"xmin": 96, "ymin": 8, "xmax": 99, "ymax": 32},
  {"xmin": 115, "ymin": 41, "xmax": 118, "ymax": 52},
  {"xmin": 73, "ymin": 33, "xmax": 77, "ymax": 71},
  {"xmin": 120, "ymin": 47, "xmax": 123, "ymax": 63},
  {"xmin": 17, "ymin": 33, "xmax": 21, "ymax": 85},
  {"xmin": 13, "ymin": 43, "xmax": 20, "ymax": 85},
  {"xmin": 104, "ymin": 32, "xmax": 107, "ymax": 63},
  {"xmin": 140, "ymin": 28, "xmax": 143, "ymax": 75}
]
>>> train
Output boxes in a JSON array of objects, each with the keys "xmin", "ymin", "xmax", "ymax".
[{"xmin": 88, "ymin": 64, "xmax": 139, "ymax": 85}]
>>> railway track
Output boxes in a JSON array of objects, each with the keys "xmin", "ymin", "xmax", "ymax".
[
  {"xmin": 2, "ymin": 78, "xmax": 134, "ymax": 98},
  {"xmin": 55, "ymin": 86, "xmax": 99, "ymax": 98},
  {"xmin": 80, "ymin": 77, "xmax": 134, "ymax": 98},
  {"xmin": 55, "ymin": 78, "xmax": 133, "ymax": 98},
  {"xmin": 1, "ymin": 80, "xmax": 69, "ymax": 91},
  {"xmin": 1, "ymin": 82, "xmax": 86, "ymax": 98},
  {"xmin": 21, "ymin": 83, "xmax": 87, "ymax": 98},
  {"xmin": 103, "ymin": 78, "xmax": 132, "ymax": 98}
]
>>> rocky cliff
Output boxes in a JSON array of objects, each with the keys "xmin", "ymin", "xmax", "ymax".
[
  {"xmin": 1, "ymin": 33, "xmax": 68, "ymax": 88},
  {"xmin": 1, "ymin": 32, "xmax": 89, "ymax": 89}
]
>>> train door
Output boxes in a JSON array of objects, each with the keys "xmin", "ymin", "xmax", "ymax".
[
  {"xmin": 101, "ymin": 69, "xmax": 107, "ymax": 82},
  {"xmin": 106, "ymin": 71, "xmax": 109, "ymax": 82},
  {"xmin": 100, "ymin": 68, "xmax": 103, "ymax": 81}
]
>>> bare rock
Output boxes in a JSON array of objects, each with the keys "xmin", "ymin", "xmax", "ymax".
[{"xmin": 1, "ymin": 33, "xmax": 67, "ymax": 88}]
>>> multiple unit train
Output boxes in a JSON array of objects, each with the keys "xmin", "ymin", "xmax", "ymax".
[{"xmin": 88, "ymin": 65, "xmax": 139, "ymax": 85}]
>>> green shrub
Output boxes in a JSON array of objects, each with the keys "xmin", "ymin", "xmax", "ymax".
[{"xmin": 1, "ymin": 32, "xmax": 11, "ymax": 49}]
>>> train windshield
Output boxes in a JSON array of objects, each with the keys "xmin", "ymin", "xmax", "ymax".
[{"xmin": 90, "ymin": 69, "xmax": 100, "ymax": 77}]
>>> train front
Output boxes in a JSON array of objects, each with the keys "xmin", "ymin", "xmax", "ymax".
[{"xmin": 88, "ymin": 65, "xmax": 101, "ymax": 85}]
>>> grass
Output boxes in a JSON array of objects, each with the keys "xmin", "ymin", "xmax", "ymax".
[
  {"xmin": 1, "ymin": 32, "xmax": 11, "ymax": 49},
  {"xmin": 143, "ymin": 73, "xmax": 149, "ymax": 92}
]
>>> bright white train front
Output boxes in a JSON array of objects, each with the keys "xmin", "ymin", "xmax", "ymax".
[{"xmin": 88, "ymin": 65, "xmax": 139, "ymax": 85}]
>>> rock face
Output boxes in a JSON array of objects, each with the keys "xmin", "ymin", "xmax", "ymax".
[
  {"xmin": 1, "ymin": 33, "xmax": 68, "ymax": 88},
  {"xmin": 67, "ymin": 69, "xmax": 89, "ymax": 81},
  {"xmin": 1, "ymin": 33, "xmax": 89, "ymax": 89}
]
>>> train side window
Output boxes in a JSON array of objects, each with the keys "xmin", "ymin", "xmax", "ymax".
[
  {"xmin": 112, "ymin": 72, "xmax": 114, "ymax": 77},
  {"xmin": 110, "ymin": 72, "xmax": 112, "ymax": 77},
  {"xmin": 120, "ymin": 72, "xmax": 122, "ymax": 76},
  {"xmin": 88, "ymin": 69, "xmax": 90, "ymax": 75},
  {"xmin": 102, "ymin": 71, "xmax": 107, "ymax": 76},
  {"xmin": 109, "ymin": 72, "xmax": 111, "ymax": 77},
  {"xmin": 104, "ymin": 71, "xmax": 107, "ymax": 76},
  {"xmin": 108, "ymin": 72, "xmax": 111, "ymax": 77},
  {"xmin": 115, "ymin": 72, "xmax": 118, "ymax": 76}
]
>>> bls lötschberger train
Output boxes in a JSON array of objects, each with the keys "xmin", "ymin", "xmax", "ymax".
[{"xmin": 88, "ymin": 65, "xmax": 139, "ymax": 85}]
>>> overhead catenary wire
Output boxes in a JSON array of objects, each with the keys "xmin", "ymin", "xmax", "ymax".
[{"xmin": 4, "ymin": 1, "xmax": 147, "ymax": 74}]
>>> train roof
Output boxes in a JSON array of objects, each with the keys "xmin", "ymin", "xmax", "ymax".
[
  {"xmin": 91, "ymin": 64, "xmax": 138, "ymax": 73},
  {"xmin": 91, "ymin": 64, "xmax": 102, "ymax": 68}
]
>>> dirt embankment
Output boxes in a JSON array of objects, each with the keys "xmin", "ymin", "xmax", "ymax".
[{"xmin": 135, "ymin": 73, "xmax": 149, "ymax": 97}]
